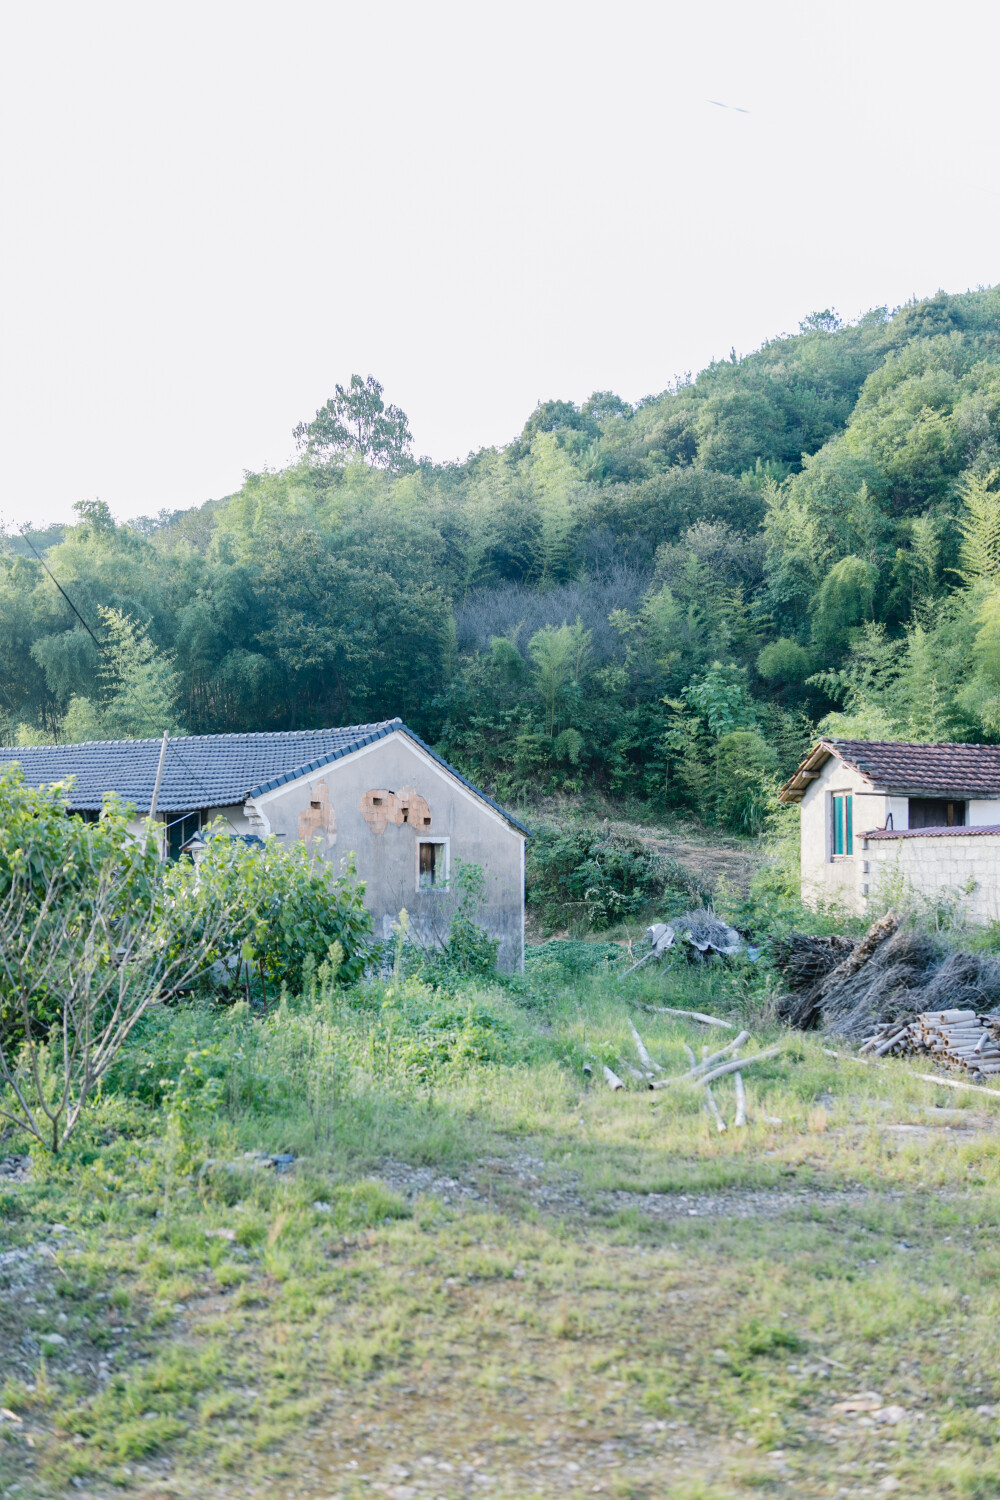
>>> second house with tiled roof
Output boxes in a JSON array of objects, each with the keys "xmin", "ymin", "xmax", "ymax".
[
  {"xmin": 0, "ymin": 719, "xmax": 528, "ymax": 970},
  {"xmin": 779, "ymin": 738, "xmax": 1000, "ymax": 920}
]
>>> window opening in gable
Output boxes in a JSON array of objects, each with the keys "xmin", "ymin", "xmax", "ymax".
[{"xmin": 418, "ymin": 839, "xmax": 449, "ymax": 890}]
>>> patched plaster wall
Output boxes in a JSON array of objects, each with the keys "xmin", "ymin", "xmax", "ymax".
[{"xmin": 253, "ymin": 732, "xmax": 525, "ymax": 970}]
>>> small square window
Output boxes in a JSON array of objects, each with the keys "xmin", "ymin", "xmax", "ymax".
[
  {"xmin": 372, "ymin": 796, "xmax": 382, "ymax": 806},
  {"xmin": 418, "ymin": 839, "xmax": 449, "ymax": 890}
]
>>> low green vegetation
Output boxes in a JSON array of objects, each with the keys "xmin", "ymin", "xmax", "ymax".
[
  {"xmin": 525, "ymin": 823, "xmax": 707, "ymax": 935},
  {"xmin": 4, "ymin": 943, "xmax": 1000, "ymax": 1499}
]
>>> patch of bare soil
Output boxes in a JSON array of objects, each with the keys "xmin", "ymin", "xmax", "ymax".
[
  {"xmin": 375, "ymin": 1153, "xmax": 899, "ymax": 1224},
  {"xmin": 621, "ymin": 822, "xmax": 764, "ymax": 897}
]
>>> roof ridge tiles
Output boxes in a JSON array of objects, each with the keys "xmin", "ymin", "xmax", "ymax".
[
  {"xmin": 827, "ymin": 737, "xmax": 1000, "ymax": 752},
  {"xmin": 0, "ymin": 717, "xmax": 527, "ymax": 833},
  {"xmin": 0, "ymin": 718, "xmax": 404, "ymax": 754}
]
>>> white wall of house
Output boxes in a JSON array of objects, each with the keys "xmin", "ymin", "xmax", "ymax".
[
  {"xmin": 125, "ymin": 802, "xmax": 256, "ymax": 853},
  {"xmin": 864, "ymin": 830, "xmax": 1000, "ymax": 924},
  {"xmin": 800, "ymin": 756, "xmax": 889, "ymax": 913}
]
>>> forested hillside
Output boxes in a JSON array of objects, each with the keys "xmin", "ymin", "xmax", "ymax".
[{"xmin": 7, "ymin": 287, "xmax": 1000, "ymax": 832}]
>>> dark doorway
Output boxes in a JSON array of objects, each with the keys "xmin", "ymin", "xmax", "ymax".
[
  {"xmin": 908, "ymin": 798, "xmax": 965, "ymax": 829},
  {"xmin": 168, "ymin": 811, "xmax": 202, "ymax": 859}
]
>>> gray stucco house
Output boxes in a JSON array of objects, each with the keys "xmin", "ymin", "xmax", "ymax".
[{"xmin": 0, "ymin": 718, "xmax": 528, "ymax": 970}]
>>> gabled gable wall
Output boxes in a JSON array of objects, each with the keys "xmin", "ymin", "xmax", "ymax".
[
  {"xmin": 800, "ymin": 754, "xmax": 889, "ymax": 913},
  {"xmin": 248, "ymin": 731, "xmax": 525, "ymax": 970}
]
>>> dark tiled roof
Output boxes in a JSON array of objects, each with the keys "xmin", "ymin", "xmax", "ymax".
[
  {"xmin": 830, "ymin": 740, "xmax": 1000, "ymax": 794},
  {"xmin": 0, "ymin": 720, "xmax": 529, "ymax": 834},
  {"xmin": 780, "ymin": 738, "xmax": 1000, "ymax": 801},
  {"xmin": 864, "ymin": 824, "xmax": 1000, "ymax": 839}
]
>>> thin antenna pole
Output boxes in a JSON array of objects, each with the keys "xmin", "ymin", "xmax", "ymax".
[{"xmin": 147, "ymin": 731, "xmax": 169, "ymax": 855}]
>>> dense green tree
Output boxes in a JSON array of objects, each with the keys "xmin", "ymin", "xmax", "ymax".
[
  {"xmin": 7, "ymin": 295, "xmax": 1000, "ymax": 828},
  {"xmin": 294, "ymin": 374, "xmax": 413, "ymax": 470}
]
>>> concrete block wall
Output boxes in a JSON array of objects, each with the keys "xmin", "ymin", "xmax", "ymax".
[{"xmin": 863, "ymin": 831, "xmax": 1000, "ymax": 925}]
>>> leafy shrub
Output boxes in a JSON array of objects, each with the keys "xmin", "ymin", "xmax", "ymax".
[
  {"xmin": 0, "ymin": 767, "xmax": 162, "ymax": 1040},
  {"xmin": 526, "ymin": 825, "xmax": 702, "ymax": 933},
  {"xmin": 185, "ymin": 833, "xmax": 372, "ymax": 996},
  {"xmin": 757, "ymin": 638, "xmax": 812, "ymax": 684},
  {"xmin": 713, "ymin": 731, "xmax": 779, "ymax": 836},
  {"xmin": 444, "ymin": 861, "xmax": 500, "ymax": 976}
]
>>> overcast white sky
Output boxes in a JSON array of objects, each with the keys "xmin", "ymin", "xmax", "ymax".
[{"xmin": 1, "ymin": 0, "xmax": 998, "ymax": 529}]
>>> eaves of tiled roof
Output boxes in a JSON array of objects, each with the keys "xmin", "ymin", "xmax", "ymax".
[
  {"xmin": 779, "ymin": 739, "xmax": 1000, "ymax": 803},
  {"xmin": 0, "ymin": 719, "xmax": 529, "ymax": 835},
  {"xmin": 863, "ymin": 824, "xmax": 1000, "ymax": 839}
]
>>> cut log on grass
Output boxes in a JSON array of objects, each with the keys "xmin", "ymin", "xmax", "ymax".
[
  {"xmin": 603, "ymin": 1065, "xmax": 625, "ymax": 1091},
  {"xmin": 653, "ymin": 1046, "xmax": 784, "ymax": 1090},
  {"xmin": 704, "ymin": 1084, "xmax": 727, "ymax": 1133},
  {"xmin": 733, "ymin": 1070, "xmax": 747, "ymax": 1127},
  {"xmin": 627, "ymin": 1018, "xmax": 659, "ymax": 1074},
  {"xmin": 912, "ymin": 1072, "xmax": 1000, "ymax": 1099},
  {"xmin": 687, "ymin": 1030, "xmax": 751, "ymax": 1079},
  {"xmin": 638, "ymin": 1005, "xmax": 736, "ymax": 1030},
  {"xmin": 623, "ymin": 1061, "xmax": 653, "ymax": 1087}
]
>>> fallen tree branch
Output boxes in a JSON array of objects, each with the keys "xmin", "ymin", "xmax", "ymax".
[
  {"xmin": 685, "ymin": 1030, "xmax": 751, "ymax": 1080},
  {"xmin": 621, "ymin": 947, "xmax": 657, "ymax": 979},
  {"xmin": 627, "ymin": 1018, "xmax": 659, "ymax": 1074},
  {"xmin": 603, "ymin": 1065, "xmax": 625, "ymax": 1091},
  {"xmin": 652, "ymin": 1046, "xmax": 783, "ymax": 1090},
  {"xmin": 912, "ymin": 1071, "xmax": 1000, "ymax": 1100},
  {"xmin": 697, "ymin": 1048, "xmax": 783, "ymax": 1088},
  {"xmin": 622, "ymin": 1060, "xmax": 653, "ymax": 1087},
  {"xmin": 638, "ymin": 1005, "xmax": 735, "ymax": 1030},
  {"xmin": 733, "ymin": 1071, "xmax": 747, "ymax": 1127},
  {"xmin": 704, "ymin": 1084, "xmax": 727, "ymax": 1133}
]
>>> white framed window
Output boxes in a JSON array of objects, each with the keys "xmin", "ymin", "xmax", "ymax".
[{"xmin": 417, "ymin": 836, "xmax": 450, "ymax": 891}]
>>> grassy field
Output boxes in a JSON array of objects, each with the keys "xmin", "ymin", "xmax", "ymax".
[{"xmin": 3, "ymin": 946, "xmax": 1000, "ymax": 1500}]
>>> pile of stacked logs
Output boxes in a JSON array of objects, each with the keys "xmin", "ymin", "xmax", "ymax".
[{"xmin": 860, "ymin": 1009, "xmax": 1000, "ymax": 1076}]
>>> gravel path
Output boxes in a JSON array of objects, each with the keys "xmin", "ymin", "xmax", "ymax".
[{"xmin": 374, "ymin": 1153, "xmax": 900, "ymax": 1223}]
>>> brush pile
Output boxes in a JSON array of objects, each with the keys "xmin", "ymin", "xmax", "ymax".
[
  {"xmin": 774, "ymin": 911, "xmax": 1000, "ymax": 1042},
  {"xmin": 625, "ymin": 910, "xmax": 743, "ymax": 976},
  {"xmin": 860, "ymin": 1011, "xmax": 1000, "ymax": 1076}
]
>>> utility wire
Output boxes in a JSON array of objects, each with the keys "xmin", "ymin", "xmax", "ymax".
[
  {"xmin": 11, "ymin": 536, "xmax": 249, "ymax": 842},
  {"xmin": 19, "ymin": 527, "xmax": 103, "ymax": 652}
]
